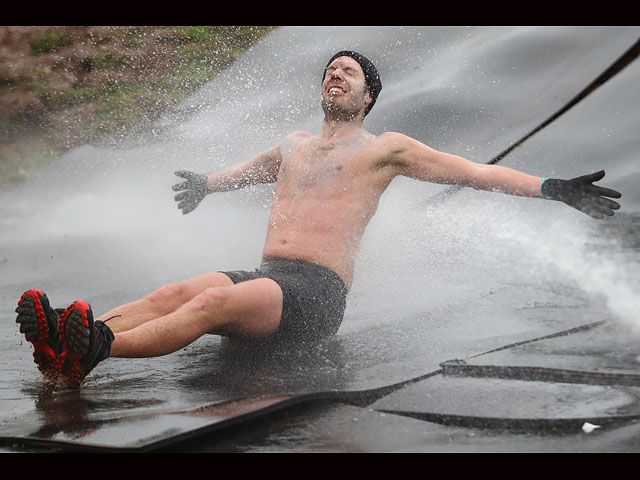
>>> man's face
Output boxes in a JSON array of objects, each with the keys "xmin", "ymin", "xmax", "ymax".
[{"xmin": 321, "ymin": 56, "xmax": 372, "ymax": 119}]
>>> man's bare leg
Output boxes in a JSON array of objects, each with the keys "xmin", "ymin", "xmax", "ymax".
[
  {"xmin": 96, "ymin": 272, "xmax": 235, "ymax": 334},
  {"xmin": 109, "ymin": 277, "xmax": 283, "ymax": 358}
]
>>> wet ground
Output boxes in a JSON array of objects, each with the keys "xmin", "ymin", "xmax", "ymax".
[{"xmin": 1, "ymin": 27, "xmax": 639, "ymax": 452}]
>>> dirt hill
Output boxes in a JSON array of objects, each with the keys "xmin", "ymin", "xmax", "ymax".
[{"xmin": 0, "ymin": 26, "xmax": 276, "ymax": 187}]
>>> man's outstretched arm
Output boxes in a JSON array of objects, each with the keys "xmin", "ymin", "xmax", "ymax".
[{"xmin": 385, "ymin": 133, "xmax": 621, "ymax": 219}]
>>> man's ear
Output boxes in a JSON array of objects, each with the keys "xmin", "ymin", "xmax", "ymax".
[{"xmin": 364, "ymin": 88, "xmax": 373, "ymax": 107}]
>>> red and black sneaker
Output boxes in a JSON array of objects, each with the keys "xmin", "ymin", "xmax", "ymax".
[
  {"xmin": 15, "ymin": 289, "xmax": 67, "ymax": 381},
  {"xmin": 59, "ymin": 300, "xmax": 114, "ymax": 389}
]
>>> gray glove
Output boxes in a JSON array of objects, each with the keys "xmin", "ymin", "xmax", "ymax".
[
  {"xmin": 172, "ymin": 170, "xmax": 209, "ymax": 215},
  {"xmin": 540, "ymin": 170, "xmax": 621, "ymax": 219}
]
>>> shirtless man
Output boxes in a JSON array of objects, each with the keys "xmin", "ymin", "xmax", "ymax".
[{"xmin": 16, "ymin": 51, "xmax": 622, "ymax": 389}]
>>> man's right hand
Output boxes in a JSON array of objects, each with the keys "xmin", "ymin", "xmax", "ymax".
[{"xmin": 172, "ymin": 170, "xmax": 210, "ymax": 215}]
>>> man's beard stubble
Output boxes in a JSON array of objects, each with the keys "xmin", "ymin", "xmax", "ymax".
[{"xmin": 321, "ymin": 91, "xmax": 367, "ymax": 122}]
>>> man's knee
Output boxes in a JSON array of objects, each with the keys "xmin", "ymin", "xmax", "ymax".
[
  {"xmin": 186, "ymin": 286, "xmax": 232, "ymax": 316},
  {"xmin": 176, "ymin": 287, "xmax": 237, "ymax": 333},
  {"xmin": 145, "ymin": 282, "xmax": 190, "ymax": 309},
  {"xmin": 145, "ymin": 273, "xmax": 233, "ymax": 310}
]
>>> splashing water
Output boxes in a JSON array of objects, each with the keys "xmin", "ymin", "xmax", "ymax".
[{"xmin": 485, "ymin": 200, "xmax": 640, "ymax": 335}]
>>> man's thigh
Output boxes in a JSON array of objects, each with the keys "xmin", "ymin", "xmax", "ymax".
[{"xmin": 202, "ymin": 277, "xmax": 284, "ymax": 339}]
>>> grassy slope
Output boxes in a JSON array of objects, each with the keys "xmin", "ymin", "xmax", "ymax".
[{"xmin": 0, "ymin": 26, "xmax": 276, "ymax": 187}]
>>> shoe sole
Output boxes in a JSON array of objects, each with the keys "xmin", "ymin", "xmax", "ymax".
[
  {"xmin": 59, "ymin": 300, "xmax": 92, "ymax": 388},
  {"xmin": 16, "ymin": 289, "xmax": 63, "ymax": 378}
]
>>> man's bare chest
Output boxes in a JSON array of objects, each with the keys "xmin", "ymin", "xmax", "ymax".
[{"xmin": 278, "ymin": 142, "xmax": 374, "ymax": 191}]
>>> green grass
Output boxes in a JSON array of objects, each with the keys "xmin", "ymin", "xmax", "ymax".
[{"xmin": 29, "ymin": 29, "xmax": 74, "ymax": 56}]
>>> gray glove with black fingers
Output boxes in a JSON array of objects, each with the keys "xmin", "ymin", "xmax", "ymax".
[{"xmin": 540, "ymin": 170, "xmax": 621, "ymax": 219}]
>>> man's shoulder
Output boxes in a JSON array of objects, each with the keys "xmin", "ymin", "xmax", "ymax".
[
  {"xmin": 278, "ymin": 130, "xmax": 313, "ymax": 149},
  {"xmin": 371, "ymin": 132, "xmax": 418, "ymax": 153},
  {"xmin": 284, "ymin": 130, "xmax": 314, "ymax": 142},
  {"xmin": 376, "ymin": 131, "xmax": 412, "ymax": 144}
]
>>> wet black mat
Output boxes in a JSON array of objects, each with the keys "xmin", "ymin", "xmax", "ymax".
[
  {"xmin": 373, "ymin": 321, "xmax": 640, "ymax": 436},
  {"xmin": 187, "ymin": 398, "xmax": 640, "ymax": 453},
  {"xmin": 0, "ymin": 311, "xmax": 616, "ymax": 451}
]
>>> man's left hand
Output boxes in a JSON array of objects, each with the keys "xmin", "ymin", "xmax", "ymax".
[{"xmin": 540, "ymin": 170, "xmax": 622, "ymax": 219}]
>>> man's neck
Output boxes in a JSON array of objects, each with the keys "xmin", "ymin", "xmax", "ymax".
[{"xmin": 321, "ymin": 116, "xmax": 365, "ymax": 143}]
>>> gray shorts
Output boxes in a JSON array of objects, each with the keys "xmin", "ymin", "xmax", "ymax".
[{"xmin": 220, "ymin": 257, "xmax": 348, "ymax": 342}]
